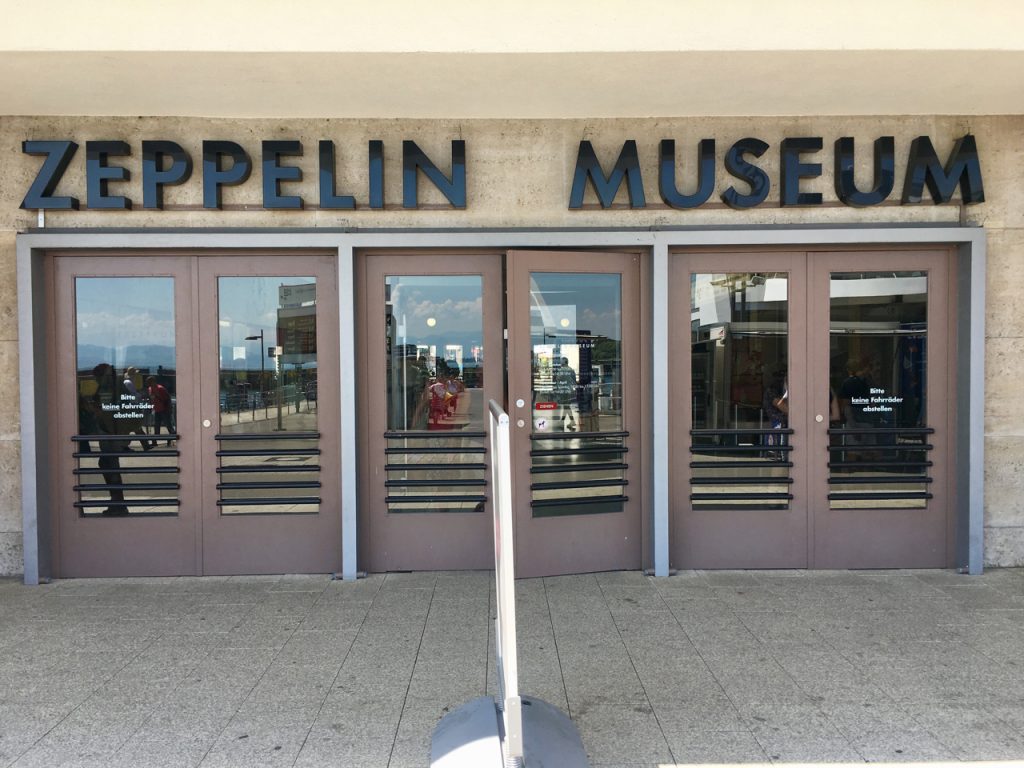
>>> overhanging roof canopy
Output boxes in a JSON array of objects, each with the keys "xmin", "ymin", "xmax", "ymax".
[{"xmin": 2, "ymin": 0, "xmax": 1021, "ymax": 118}]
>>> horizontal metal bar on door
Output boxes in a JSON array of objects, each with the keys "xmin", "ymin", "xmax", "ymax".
[
  {"xmin": 216, "ymin": 448, "xmax": 320, "ymax": 456},
  {"xmin": 690, "ymin": 428, "xmax": 795, "ymax": 436},
  {"xmin": 690, "ymin": 460, "xmax": 794, "ymax": 468},
  {"xmin": 530, "ymin": 446, "xmax": 628, "ymax": 457},
  {"xmin": 531, "ymin": 495, "xmax": 628, "ymax": 507},
  {"xmin": 74, "ymin": 483, "xmax": 179, "ymax": 492},
  {"xmin": 74, "ymin": 466, "xmax": 180, "ymax": 475},
  {"xmin": 385, "ymin": 462, "xmax": 487, "ymax": 471},
  {"xmin": 217, "ymin": 465, "xmax": 322, "ymax": 473},
  {"xmin": 386, "ymin": 494, "xmax": 487, "ymax": 503},
  {"xmin": 72, "ymin": 434, "xmax": 182, "ymax": 442},
  {"xmin": 74, "ymin": 450, "xmax": 180, "ymax": 459},
  {"xmin": 215, "ymin": 432, "xmax": 321, "ymax": 440},
  {"xmin": 530, "ymin": 479, "xmax": 629, "ymax": 491},
  {"xmin": 690, "ymin": 445, "xmax": 793, "ymax": 453},
  {"xmin": 826, "ymin": 444, "xmax": 933, "ymax": 452},
  {"xmin": 385, "ymin": 446, "xmax": 486, "ymax": 454},
  {"xmin": 690, "ymin": 492, "xmax": 794, "ymax": 500},
  {"xmin": 529, "ymin": 431, "xmax": 628, "ymax": 440},
  {"xmin": 829, "ymin": 460, "xmax": 933, "ymax": 468},
  {"xmin": 74, "ymin": 499, "xmax": 180, "ymax": 507},
  {"xmin": 830, "ymin": 329, "xmax": 929, "ymax": 336},
  {"xmin": 827, "ymin": 427, "xmax": 935, "ymax": 435},
  {"xmin": 216, "ymin": 481, "xmax": 321, "ymax": 490},
  {"xmin": 828, "ymin": 492, "xmax": 933, "ymax": 500},
  {"xmin": 385, "ymin": 430, "xmax": 486, "ymax": 439},
  {"xmin": 215, "ymin": 497, "xmax": 321, "ymax": 506},
  {"xmin": 690, "ymin": 477, "xmax": 793, "ymax": 485},
  {"xmin": 828, "ymin": 477, "xmax": 933, "ymax": 485},
  {"xmin": 385, "ymin": 479, "xmax": 486, "ymax": 487},
  {"xmin": 531, "ymin": 462, "xmax": 628, "ymax": 474}
]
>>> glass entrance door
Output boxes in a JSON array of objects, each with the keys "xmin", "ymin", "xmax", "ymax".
[
  {"xmin": 360, "ymin": 250, "xmax": 643, "ymax": 576},
  {"xmin": 360, "ymin": 253, "xmax": 504, "ymax": 572},
  {"xmin": 671, "ymin": 252, "xmax": 810, "ymax": 568},
  {"xmin": 53, "ymin": 256, "xmax": 196, "ymax": 577},
  {"xmin": 197, "ymin": 255, "xmax": 340, "ymax": 575},
  {"xmin": 809, "ymin": 250, "xmax": 952, "ymax": 568},
  {"xmin": 508, "ymin": 251, "xmax": 642, "ymax": 577},
  {"xmin": 52, "ymin": 253, "xmax": 340, "ymax": 578},
  {"xmin": 671, "ymin": 248, "xmax": 953, "ymax": 570}
]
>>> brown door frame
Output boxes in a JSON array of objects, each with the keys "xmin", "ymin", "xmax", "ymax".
[
  {"xmin": 808, "ymin": 248, "xmax": 955, "ymax": 568},
  {"xmin": 49, "ymin": 250, "xmax": 341, "ymax": 578},
  {"xmin": 356, "ymin": 250, "xmax": 505, "ymax": 572},
  {"xmin": 671, "ymin": 246, "xmax": 957, "ymax": 570},
  {"xmin": 50, "ymin": 254, "xmax": 199, "ymax": 577},
  {"xmin": 507, "ymin": 249, "xmax": 645, "ymax": 578},
  {"xmin": 670, "ymin": 251, "xmax": 810, "ymax": 569},
  {"xmin": 197, "ymin": 253, "xmax": 341, "ymax": 576}
]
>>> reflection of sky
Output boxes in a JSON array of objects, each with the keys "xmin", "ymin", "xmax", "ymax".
[
  {"xmin": 76, "ymin": 277, "xmax": 175, "ymax": 366},
  {"xmin": 530, "ymin": 273, "xmax": 621, "ymax": 340},
  {"xmin": 388, "ymin": 276, "xmax": 483, "ymax": 346},
  {"xmin": 219, "ymin": 277, "xmax": 315, "ymax": 343},
  {"xmin": 219, "ymin": 277, "xmax": 316, "ymax": 369}
]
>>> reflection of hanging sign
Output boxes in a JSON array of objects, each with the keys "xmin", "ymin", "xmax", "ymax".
[
  {"xmin": 535, "ymin": 402, "xmax": 557, "ymax": 410},
  {"xmin": 279, "ymin": 283, "xmax": 316, "ymax": 309},
  {"xmin": 277, "ymin": 306, "xmax": 317, "ymax": 365}
]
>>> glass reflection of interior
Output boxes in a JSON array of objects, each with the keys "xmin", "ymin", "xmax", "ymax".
[
  {"xmin": 829, "ymin": 271, "xmax": 929, "ymax": 509},
  {"xmin": 74, "ymin": 277, "xmax": 178, "ymax": 517},
  {"xmin": 384, "ymin": 275, "xmax": 486, "ymax": 513},
  {"xmin": 690, "ymin": 272, "xmax": 791, "ymax": 510},
  {"xmin": 529, "ymin": 273, "xmax": 626, "ymax": 517},
  {"xmin": 217, "ymin": 277, "xmax": 320, "ymax": 515}
]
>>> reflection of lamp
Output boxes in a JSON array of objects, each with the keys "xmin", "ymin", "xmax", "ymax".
[
  {"xmin": 244, "ymin": 331, "xmax": 265, "ymax": 417},
  {"xmin": 426, "ymin": 317, "xmax": 437, "ymax": 327},
  {"xmin": 559, "ymin": 317, "xmax": 570, "ymax": 328}
]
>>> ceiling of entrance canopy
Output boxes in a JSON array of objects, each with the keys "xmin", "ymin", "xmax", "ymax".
[{"xmin": 1, "ymin": 0, "xmax": 1022, "ymax": 118}]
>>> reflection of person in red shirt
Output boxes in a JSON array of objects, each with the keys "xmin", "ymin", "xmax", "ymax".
[{"xmin": 145, "ymin": 376, "xmax": 174, "ymax": 445}]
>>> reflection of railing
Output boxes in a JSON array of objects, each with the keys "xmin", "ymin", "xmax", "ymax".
[
  {"xmin": 827, "ymin": 426, "xmax": 934, "ymax": 505},
  {"xmin": 216, "ymin": 432, "xmax": 321, "ymax": 509},
  {"xmin": 689, "ymin": 427, "xmax": 794, "ymax": 508},
  {"xmin": 384, "ymin": 430, "xmax": 487, "ymax": 512},
  {"xmin": 530, "ymin": 430, "xmax": 628, "ymax": 514},
  {"xmin": 72, "ymin": 434, "xmax": 181, "ymax": 514}
]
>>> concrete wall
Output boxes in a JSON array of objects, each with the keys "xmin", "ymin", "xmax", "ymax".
[{"xmin": 3, "ymin": 114, "xmax": 1022, "ymax": 574}]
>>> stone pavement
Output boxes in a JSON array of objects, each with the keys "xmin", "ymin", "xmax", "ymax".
[{"xmin": 1, "ymin": 569, "xmax": 1024, "ymax": 768}]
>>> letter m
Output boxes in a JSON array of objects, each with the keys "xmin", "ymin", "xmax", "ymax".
[
  {"xmin": 568, "ymin": 140, "xmax": 646, "ymax": 209},
  {"xmin": 902, "ymin": 134, "xmax": 984, "ymax": 205}
]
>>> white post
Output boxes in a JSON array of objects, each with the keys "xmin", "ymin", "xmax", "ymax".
[{"xmin": 488, "ymin": 399, "xmax": 523, "ymax": 766}]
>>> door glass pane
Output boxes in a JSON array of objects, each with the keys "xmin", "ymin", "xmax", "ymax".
[
  {"xmin": 217, "ymin": 277, "xmax": 320, "ymax": 515},
  {"xmin": 74, "ymin": 277, "xmax": 178, "ymax": 517},
  {"xmin": 690, "ymin": 273, "xmax": 791, "ymax": 510},
  {"xmin": 384, "ymin": 275, "xmax": 486, "ymax": 513},
  {"xmin": 829, "ymin": 271, "xmax": 929, "ymax": 509},
  {"xmin": 530, "ymin": 273, "xmax": 626, "ymax": 517}
]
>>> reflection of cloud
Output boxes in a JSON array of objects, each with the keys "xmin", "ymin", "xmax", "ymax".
[
  {"xmin": 77, "ymin": 311, "xmax": 175, "ymax": 348},
  {"xmin": 402, "ymin": 294, "xmax": 483, "ymax": 331},
  {"xmin": 581, "ymin": 307, "xmax": 621, "ymax": 337}
]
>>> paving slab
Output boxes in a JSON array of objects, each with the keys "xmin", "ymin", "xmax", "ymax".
[{"xmin": 2, "ymin": 568, "xmax": 1024, "ymax": 767}]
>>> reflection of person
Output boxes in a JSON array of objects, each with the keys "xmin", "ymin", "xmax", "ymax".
[
  {"xmin": 553, "ymin": 357, "xmax": 578, "ymax": 432},
  {"xmin": 91, "ymin": 363, "xmax": 130, "ymax": 516},
  {"xmin": 146, "ymin": 376, "xmax": 173, "ymax": 446},
  {"xmin": 763, "ymin": 369, "xmax": 788, "ymax": 457},
  {"xmin": 121, "ymin": 367, "xmax": 150, "ymax": 450}
]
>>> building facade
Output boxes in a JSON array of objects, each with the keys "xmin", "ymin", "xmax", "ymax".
[{"xmin": 1, "ymin": 2, "xmax": 1021, "ymax": 581}]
